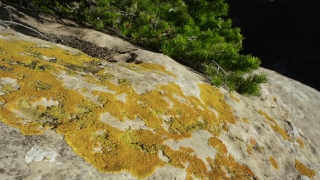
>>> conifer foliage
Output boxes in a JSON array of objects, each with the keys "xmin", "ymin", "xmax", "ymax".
[{"xmin": 6, "ymin": 0, "xmax": 267, "ymax": 96}]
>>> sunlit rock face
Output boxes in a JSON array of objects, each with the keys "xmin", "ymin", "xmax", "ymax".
[
  {"xmin": 0, "ymin": 31, "xmax": 251, "ymax": 179},
  {"xmin": 0, "ymin": 22, "xmax": 319, "ymax": 179}
]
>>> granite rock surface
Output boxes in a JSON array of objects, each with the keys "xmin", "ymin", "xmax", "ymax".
[{"xmin": 0, "ymin": 11, "xmax": 319, "ymax": 180}]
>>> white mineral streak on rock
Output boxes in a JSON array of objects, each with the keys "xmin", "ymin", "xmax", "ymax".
[
  {"xmin": 93, "ymin": 142, "xmax": 103, "ymax": 153},
  {"xmin": 42, "ymin": 55, "xmax": 56, "ymax": 61},
  {"xmin": 157, "ymin": 150, "xmax": 170, "ymax": 163},
  {"xmin": 25, "ymin": 146, "xmax": 57, "ymax": 163},
  {"xmin": 146, "ymin": 165, "xmax": 187, "ymax": 180},
  {"xmin": 57, "ymin": 71, "xmax": 116, "ymax": 106},
  {"xmin": 173, "ymin": 94, "xmax": 189, "ymax": 104},
  {"xmin": 208, "ymin": 106, "xmax": 219, "ymax": 119},
  {"xmin": 115, "ymin": 93, "xmax": 127, "ymax": 103},
  {"xmin": 162, "ymin": 96, "xmax": 173, "ymax": 109},
  {"xmin": 31, "ymin": 98, "xmax": 59, "ymax": 107},
  {"xmin": 36, "ymin": 44, "xmax": 52, "ymax": 48},
  {"xmin": 298, "ymin": 175, "xmax": 311, "ymax": 180},
  {"xmin": 175, "ymin": 77, "xmax": 201, "ymax": 99},
  {"xmin": 100, "ymin": 112, "xmax": 152, "ymax": 131},
  {"xmin": 58, "ymin": 71, "xmax": 115, "ymax": 94}
]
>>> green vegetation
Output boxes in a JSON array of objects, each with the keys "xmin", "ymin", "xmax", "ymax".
[
  {"xmin": 3, "ymin": 0, "xmax": 267, "ymax": 96},
  {"xmin": 31, "ymin": 80, "xmax": 52, "ymax": 90}
]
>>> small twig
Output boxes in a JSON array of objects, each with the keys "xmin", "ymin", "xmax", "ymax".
[
  {"xmin": 0, "ymin": 21, "xmax": 9, "ymax": 28},
  {"xmin": 210, "ymin": 60, "xmax": 228, "ymax": 76},
  {"xmin": 3, "ymin": 4, "xmax": 16, "ymax": 22}
]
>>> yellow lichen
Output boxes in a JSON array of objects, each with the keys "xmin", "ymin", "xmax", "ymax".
[
  {"xmin": 0, "ymin": 38, "xmax": 256, "ymax": 179},
  {"xmin": 295, "ymin": 159, "xmax": 316, "ymax": 179},
  {"xmin": 31, "ymin": 80, "xmax": 52, "ymax": 90},
  {"xmin": 199, "ymin": 84, "xmax": 237, "ymax": 125},
  {"xmin": 120, "ymin": 62, "xmax": 177, "ymax": 77},
  {"xmin": 269, "ymin": 156, "xmax": 279, "ymax": 169},
  {"xmin": 208, "ymin": 137, "xmax": 255, "ymax": 179},
  {"xmin": 296, "ymin": 138, "xmax": 305, "ymax": 148},
  {"xmin": 242, "ymin": 117, "xmax": 250, "ymax": 124},
  {"xmin": 285, "ymin": 110, "xmax": 290, "ymax": 117},
  {"xmin": 250, "ymin": 138, "xmax": 257, "ymax": 145},
  {"xmin": 0, "ymin": 33, "xmax": 15, "ymax": 36},
  {"xmin": 230, "ymin": 93, "xmax": 240, "ymax": 103},
  {"xmin": 246, "ymin": 137, "xmax": 257, "ymax": 155},
  {"xmin": 247, "ymin": 143, "xmax": 254, "ymax": 155},
  {"xmin": 258, "ymin": 110, "xmax": 289, "ymax": 140},
  {"xmin": 0, "ymin": 83, "xmax": 15, "ymax": 93}
]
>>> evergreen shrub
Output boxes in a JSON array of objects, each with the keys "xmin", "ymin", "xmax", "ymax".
[{"xmin": 7, "ymin": 0, "xmax": 267, "ymax": 96}]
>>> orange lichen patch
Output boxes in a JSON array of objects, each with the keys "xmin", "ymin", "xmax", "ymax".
[
  {"xmin": 63, "ymin": 126, "xmax": 164, "ymax": 177},
  {"xmin": 295, "ymin": 159, "xmax": 316, "ymax": 179},
  {"xmin": 246, "ymin": 143, "xmax": 254, "ymax": 155},
  {"xmin": 120, "ymin": 62, "xmax": 176, "ymax": 77},
  {"xmin": 296, "ymin": 138, "xmax": 305, "ymax": 148},
  {"xmin": 0, "ymin": 39, "xmax": 97, "ymax": 67},
  {"xmin": 164, "ymin": 146, "xmax": 209, "ymax": 177},
  {"xmin": 250, "ymin": 137, "xmax": 257, "ymax": 145},
  {"xmin": 209, "ymin": 137, "xmax": 228, "ymax": 154},
  {"xmin": 269, "ymin": 156, "xmax": 279, "ymax": 169},
  {"xmin": 230, "ymin": 93, "xmax": 240, "ymax": 103},
  {"xmin": 208, "ymin": 137, "xmax": 255, "ymax": 179},
  {"xmin": 246, "ymin": 138, "xmax": 257, "ymax": 156},
  {"xmin": 119, "ymin": 129, "xmax": 164, "ymax": 154},
  {"xmin": 19, "ymin": 120, "xmax": 46, "ymax": 135},
  {"xmin": 199, "ymin": 84, "xmax": 237, "ymax": 125},
  {"xmin": 242, "ymin": 117, "xmax": 250, "ymax": 124},
  {"xmin": 0, "ymin": 38, "xmax": 257, "ymax": 179},
  {"xmin": 0, "ymin": 69, "xmax": 68, "ymax": 133},
  {"xmin": 96, "ymin": 82, "xmax": 226, "ymax": 140},
  {"xmin": 258, "ymin": 110, "xmax": 289, "ymax": 140}
]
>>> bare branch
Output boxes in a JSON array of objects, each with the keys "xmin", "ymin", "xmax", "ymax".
[
  {"xmin": 4, "ymin": 4, "xmax": 16, "ymax": 22},
  {"xmin": 210, "ymin": 60, "xmax": 228, "ymax": 76},
  {"xmin": 0, "ymin": 20, "xmax": 10, "ymax": 28},
  {"xmin": 0, "ymin": 20, "xmax": 48, "ymax": 39}
]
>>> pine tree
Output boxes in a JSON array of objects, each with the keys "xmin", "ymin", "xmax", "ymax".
[{"xmin": 9, "ymin": 0, "xmax": 267, "ymax": 96}]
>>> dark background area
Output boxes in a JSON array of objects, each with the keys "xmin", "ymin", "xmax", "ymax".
[{"xmin": 227, "ymin": 0, "xmax": 320, "ymax": 91}]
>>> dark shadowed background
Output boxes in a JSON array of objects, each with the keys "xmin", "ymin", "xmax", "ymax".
[{"xmin": 227, "ymin": 0, "xmax": 320, "ymax": 91}]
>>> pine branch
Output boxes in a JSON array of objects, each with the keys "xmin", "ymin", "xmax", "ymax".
[{"xmin": 1, "ymin": 0, "xmax": 267, "ymax": 96}]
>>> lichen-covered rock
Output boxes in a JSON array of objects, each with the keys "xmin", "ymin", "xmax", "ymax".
[
  {"xmin": 0, "ymin": 12, "xmax": 319, "ymax": 179},
  {"xmin": 0, "ymin": 29, "xmax": 252, "ymax": 179}
]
